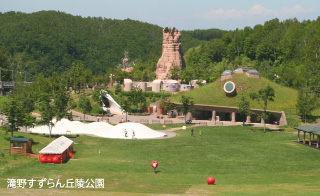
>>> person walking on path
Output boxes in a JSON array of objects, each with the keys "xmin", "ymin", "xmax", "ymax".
[
  {"xmin": 124, "ymin": 129, "xmax": 128, "ymax": 137},
  {"xmin": 191, "ymin": 128, "xmax": 194, "ymax": 136}
]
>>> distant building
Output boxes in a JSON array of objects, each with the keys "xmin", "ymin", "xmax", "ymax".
[
  {"xmin": 221, "ymin": 68, "xmax": 260, "ymax": 81},
  {"xmin": 246, "ymin": 69, "xmax": 260, "ymax": 78},
  {"xmin": 180, "ymin": 84, "xmax": 193, "ymax": 91},
  {"xmin": 220, "ymin": 70, "xmax": 233, "ymax": 81},
  {"xmin": 123, "ymin": 79, "xmax": 194, "ymax": 93}
]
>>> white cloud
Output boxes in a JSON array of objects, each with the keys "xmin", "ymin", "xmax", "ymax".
[
  {"xmin": 198, "ymin": 5, "xmax": 314, "ymax": 20},
  {"xmin": 277, "ymin": 5, "xmax": 313, "ymax": 17}
]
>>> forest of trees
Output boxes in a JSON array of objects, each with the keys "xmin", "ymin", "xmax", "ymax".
[
  {"xmin": 184, "ymin": 18, "xmax": 320, "ymax": 93},
  {"xmin": 0, "ymin": 11, "xmax": 319, "ymax": 94},
  {"xmin": 0, "ymin": 11, "xmax": 208, "ymax": 81}
]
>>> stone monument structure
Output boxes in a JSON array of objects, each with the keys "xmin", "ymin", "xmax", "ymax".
[{"xmin": 156, "ymin": 27, "xmax": 184, "ymax": 80}]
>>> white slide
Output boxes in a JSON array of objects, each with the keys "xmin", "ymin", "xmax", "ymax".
[{"xmin": 100, "ymin": 90, "xmax": 123, "ymax": 115}]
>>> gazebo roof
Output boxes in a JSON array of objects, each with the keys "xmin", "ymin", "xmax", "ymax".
[{"xmin": 294, "ymin": 125, "xmax": 320, "ymax": 135}]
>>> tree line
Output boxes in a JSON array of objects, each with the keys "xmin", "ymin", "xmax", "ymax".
[
  {"xmin": 183, "ymin": 18, "xmax": 320, "ymax": 92},
  {"xmin": 0, "ymin": 11, "xmax": 206, "ymax": 81}
]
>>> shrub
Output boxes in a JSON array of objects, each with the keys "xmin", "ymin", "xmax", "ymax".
[{"xmin": 91, "ymin": 103, "xmax": 105, "ymax": 115}]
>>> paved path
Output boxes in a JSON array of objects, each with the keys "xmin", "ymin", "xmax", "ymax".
[
  {"xmin": 69, "ymin": 110, "xmax": 279, "ymax": 129},
  {"xmin": 20, "ymin": 110, "xmax": 281, "ymax": 132}
]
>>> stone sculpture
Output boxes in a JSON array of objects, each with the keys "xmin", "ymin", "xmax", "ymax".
[{"xmin": 156, "ymin": 27, "xmax": 184, "ymax": 80}]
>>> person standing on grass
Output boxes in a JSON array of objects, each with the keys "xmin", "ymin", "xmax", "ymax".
[
  {"xmin": 191, "ymin": 128, "xmax": 194, "ymax": 136},
  {"xmin": 199, "ymin": 130, "xmax": 202, "ymax": 136}
]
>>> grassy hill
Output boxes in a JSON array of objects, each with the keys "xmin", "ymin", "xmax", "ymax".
[{"xmin": 171, "ymin": 74, "xmax": 298, "ymax": 112}]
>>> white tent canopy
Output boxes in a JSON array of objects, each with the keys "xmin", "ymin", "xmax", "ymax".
[{"xmin": 39, "ymin": 136, "xmax": 73, "ymax": 154}]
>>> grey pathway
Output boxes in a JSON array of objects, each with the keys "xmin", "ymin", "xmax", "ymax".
[{"xmin": 69, "ymin": 110, "xmax": 279, "ymax": 129}]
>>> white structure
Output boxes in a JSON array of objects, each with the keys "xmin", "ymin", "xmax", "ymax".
[
  {"xmin": 100, "ymin": 90, "xmax": 123, "ymax": 115},
  {"xmin": 124, "ymin": 79, "xmax": 132, "ymax": 91},
  {"xmin": 163, "ymin": 83, "xmax": 180, "ymax": 92},
  {"xmin": 124, "ymin": 79, "xmax": 194, "ymax": 93},
  {"xmin": 106, "ymin": 93, "xmax": 122, "ymax": 115},
  {"xmin": 223, "ymin": 81, "xmax": 236, "ymax": 96},
  {"xmin": 152, "ymin": 80, "xmax": 162, "ymax": 93},
  {"xmin": 39, "ymin": 136, "xmax": 73, "ymax": 154},
  {"xmin": 30, "ymin": 121, "xmax": 167, "ymax": 139},
  {"xmin": 98, "ymin": 122, "xmax": 166, "ymax": 139}
]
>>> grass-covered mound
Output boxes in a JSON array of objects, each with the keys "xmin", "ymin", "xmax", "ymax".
[
  {"xmin": 1, "ymin": 125, "xmax": 320, "ymax": 195},
  {"xmin": 171, "ymin": 74, "xmax": 298, "ymax": 111}
]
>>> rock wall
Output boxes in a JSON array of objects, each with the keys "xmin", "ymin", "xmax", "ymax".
[{"xmin": 156, "ymin": 27, "xmax": 184, "ymax": 80}]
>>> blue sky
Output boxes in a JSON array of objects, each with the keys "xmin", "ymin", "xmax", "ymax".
[{"xmin": 1, "ymin": 0, "xmax": 319, "ymax": 30}]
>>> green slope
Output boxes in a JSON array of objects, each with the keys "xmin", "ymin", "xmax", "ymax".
[{"xmin": 171, "ymin": 74, "xmax": 297, "ymax": 111}]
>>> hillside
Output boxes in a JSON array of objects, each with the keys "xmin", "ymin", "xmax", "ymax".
[
  {"xmin": 0, "ymin": 11, "xmax": 206, "ymax": 79},
  {"xmin": 171, "ymin": 73, "xmax": 297, "ymax": 111},
  {"xmin": 182, "ymin": 18, "xmax": 320, "ymax": 91}
]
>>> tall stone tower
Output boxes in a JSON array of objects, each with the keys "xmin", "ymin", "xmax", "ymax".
[{"xmin": 156, "ymin": 27, "xmax": 184, "ymax": 80}]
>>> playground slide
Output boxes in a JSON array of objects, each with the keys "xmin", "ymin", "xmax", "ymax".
[{"xmin": 100, "ymin": 90, "xmax": 123, "ymax": 115}]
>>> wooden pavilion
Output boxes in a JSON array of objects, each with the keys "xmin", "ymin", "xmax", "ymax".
[{"xmin": 294, "ymin": 125, "xmax": 320, "ymax": 148}]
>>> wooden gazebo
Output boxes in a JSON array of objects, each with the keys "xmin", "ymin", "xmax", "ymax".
[{"xmin": 294, "ymin": 125, "xmax": 320, "ymax": 148}]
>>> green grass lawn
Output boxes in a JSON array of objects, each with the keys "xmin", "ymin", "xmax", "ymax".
[{"xmin": 1, "ymin": 125, "xmax": 320, "ymax": 195}]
